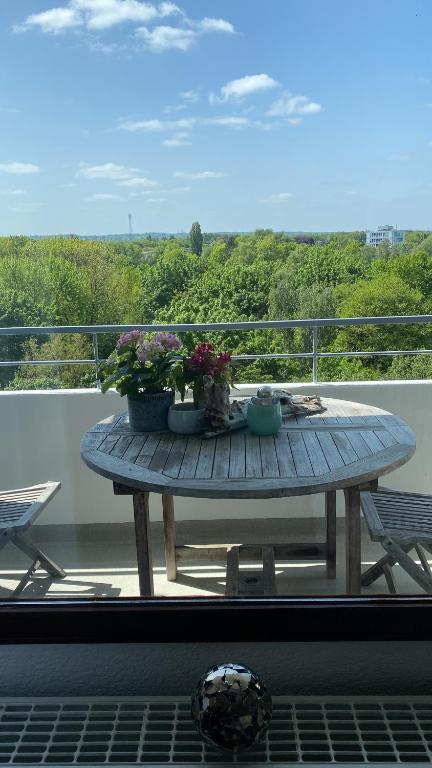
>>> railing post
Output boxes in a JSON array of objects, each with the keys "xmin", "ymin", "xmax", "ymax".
[
  {"xmin": 312, "ymin": 326, "xmax": 318, "ymax": 384},
  {"xmin": 92, "ymin": 333, "xmax": 101, "ymax": 390}
]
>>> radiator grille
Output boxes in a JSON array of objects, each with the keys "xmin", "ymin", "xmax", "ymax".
[{"xmin": 0, "ymin": 698, "xmax": 431, "ymax": 765}]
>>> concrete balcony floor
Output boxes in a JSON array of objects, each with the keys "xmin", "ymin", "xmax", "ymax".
[{"xmin": 0, "ymin": 518, "xmax": 426, "ymax": 598}]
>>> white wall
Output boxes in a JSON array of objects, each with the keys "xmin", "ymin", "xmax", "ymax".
[{"xmin": 0, "ymin": 381, "xmax": 430, "ymax": 525}]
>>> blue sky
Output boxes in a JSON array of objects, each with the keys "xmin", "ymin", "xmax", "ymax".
[{"xmin": 1, "ymin": 0, "xmax": 432, "ymax": 235}]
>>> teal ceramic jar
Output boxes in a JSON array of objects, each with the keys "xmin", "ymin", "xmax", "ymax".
[{"xmin": 247, "ymin": 399, "xmax": 283, "ymax": 436}]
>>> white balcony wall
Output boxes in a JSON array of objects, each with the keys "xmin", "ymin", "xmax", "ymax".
[{"xmin": 0, "ymin": 381, "xmax": 430, "ymax": 526}]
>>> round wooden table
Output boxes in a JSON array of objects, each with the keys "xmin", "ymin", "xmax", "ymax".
[{"xmin": 80, "ymin": 397, "xmax": 415, "ymax": 596}]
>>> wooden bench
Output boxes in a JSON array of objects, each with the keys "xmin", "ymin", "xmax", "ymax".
[
  {"xmin": 225, "ymin": 545, "xmax": 277, "ymax": 595},
  {"xmin": 0, "ymin": 482, "xmax": 66, "ymax": 596}
]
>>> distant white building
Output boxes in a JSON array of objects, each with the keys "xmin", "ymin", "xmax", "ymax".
[{"xmin": 366, "ymin": 225, "xmax": 406, "ymax": 247}]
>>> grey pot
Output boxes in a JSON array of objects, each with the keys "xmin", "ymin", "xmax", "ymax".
[
  {"xmin": 168, "ymin": 402, "xmax": 205, "ymax": 435},
  {"xmin": 127, "ymin": 390, "xmax": 174, "ymax": 432}
]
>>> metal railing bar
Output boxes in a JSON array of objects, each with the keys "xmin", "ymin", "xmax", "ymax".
[
  {"xmin": 0, "ymin": 359, "xmax": 96, "ymax": 368},
  {"xmin": 0, "ymin": 314, "xmax": 432, "ymax": 336},
  {"xmin": 232, "ymin": 353, "xmax": 313, "ymax": 361},
  {"xmin": 2, "ymin": 349, "xmax": 431, "ymax": 369},
  {"xmin": 0, "ymin": 319, "xmax": 431, "ymax": 386},
  {"xmin": 92, "ymin": 332, "xmax": 101, "ymax": 390},
  {"xmin": 312, "ymin": 326, "xmax": 318, "ymax": 384},
  {"xmin": 318, "ymin": 349, "xmax": 432, "ymax": 359}
]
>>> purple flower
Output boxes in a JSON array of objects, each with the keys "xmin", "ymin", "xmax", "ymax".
[
  {"xmin": 116, "ymin": 330, "xmax": 143, "ymax": 348},
  {"xmin": 152, "ymin": 331, "xmax": 182, "ymax": 350}
]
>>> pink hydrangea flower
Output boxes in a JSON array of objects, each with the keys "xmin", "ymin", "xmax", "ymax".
[
  {"xmin": 152, "ymin": 332, "xmax": 182, "ymax": 350},
  {"xmin": 116, "ymin": 330, "xmax": 143, "ymax": 348}
]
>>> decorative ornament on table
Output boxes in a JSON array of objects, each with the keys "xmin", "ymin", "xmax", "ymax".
[
  {"xmin": 177, "ymin": 342, "xmax": 234, "ymax": 432},
  {"xmin": 191, "ymin": 662, "xmax": 272, "ymax": 753},
  {"xmin": 247, "ymin": 384, "xmax": 283, "ymax": 436}
]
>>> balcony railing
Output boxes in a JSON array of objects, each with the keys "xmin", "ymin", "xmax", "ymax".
[{"xmin": 0, "ymin": 315, "xmax": 432, "ymax": 385}]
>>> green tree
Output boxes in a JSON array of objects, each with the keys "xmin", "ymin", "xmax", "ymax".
[{"xmin": 189, "ymin": 222, "xmax": 203, "ymax": 256}]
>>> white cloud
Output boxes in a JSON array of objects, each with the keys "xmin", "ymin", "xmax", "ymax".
[
  {"xmin": 0, "ymin": 189, "xmax": 27, "ymax": 197},
  {"xmin": 345, "ymin": 190, "xmax": 357, "ymax": 196},
  {"xmin": 203, "ymin": 116, "xmax": 250, "ymax": 128},
  {"xmin": 16, "ymin": 0, "xmax": 180, "ymax": 34},
  {"xmin": 180, "ymin": 89, "xmax": 199, "ymax": 103},
  {"xmin": 14, "ymin": 7, "xmax": 81, "ymax": 33},
  {"xmin": 147, "ymin": 197, "xmax": 167, "ymax": 203},
  {"xmin": 261, "ymin": 192, "xmax": 293, "ymax": 203},
  {"xmin": 85, "ymin": 192, "xmax": 122, "ymax": 201},
  {"xmin": 267, "ymin": 92, "xmax": 322, "ymax": 117},
  {"xmin": 163, "ymin": 132, "xmax": 192, "ymax": 146},
  {"xmin": 119, "ymin": 115, "xmax": 248, "ymax": 133},
  {"xmin": 16, "ymin": 2, "xmax": 235, "ymax": 57},
  {"xmin": 0, "ymin": 162, "xmax": 40, "ymax": 174},
  {"xmin": 118, "ymin": 176, "xmax": 159, "ymax": 187},
  {"xmin": 78, "ymin": 161, "xmax": 142, "ymax": 180},
  {"xmin": 119, "ymin": 116, "xmax": 196, "ymax": 131},
  {"xmin": 75, "ymin": 0, "xmax": 178, "ymax": 31},
  {"xmin": 164, "ymin": 103, "xmax": 186, "ymax": 113},
  {"xmin": 77, "ymin": 162, "xmax": 158, "ymax": 190},
  {"xmin": 78, "ymin": 161, "xmax": 138, "ymax": 180},
  {"xmin": 198, "ymin": 17, "xmax": 234, "ymax": 34},
  {"xmin": 210, "ymin": 74, "xmax": 279, "ymax": 104},
  {"xmin": 8, "ymin": 201, "xmax": 43, "ymax": 212},
  {"xmin": 174, "ymin": 170, "xmax": 225, "ymax": 180},
  {"xmin": 135, "ymin": 24, "xmax": 196, "ymax": 51},
  {"xmin": 0, "ymin": 104, "xmax": 19, "ymax": 115},
  {"xmin": 121, "ymin": 118, "xmax": 166, "ymax": 131}
]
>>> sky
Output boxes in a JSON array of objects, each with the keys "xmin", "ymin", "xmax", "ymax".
[{"xmin": 1, "ymin": 0, "xmax": 432, "ymax": 235}]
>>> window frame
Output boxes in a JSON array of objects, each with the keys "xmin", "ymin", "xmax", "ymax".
[{"xmin": 0, "ymin": 596, "xmax": 431, "ymax": 644}]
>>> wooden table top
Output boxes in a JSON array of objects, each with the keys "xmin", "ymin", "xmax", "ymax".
[{"xmin": 80, "ymin": 397, "xmax": 416, "ymax": 499}]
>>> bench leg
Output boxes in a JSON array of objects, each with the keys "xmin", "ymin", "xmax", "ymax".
[
  {"xmin": 325, "ymin": 491, "xmax": 336, "ymax": 579},
  {"xmin": 12, "ymin": 533, "xmax": 66, "ymax": 579},
  {"xmin": 226, "ymin": 546, "xmax": 240, "ymax": 595},
  {"xmin": 162, "ymin": 495, "xmax": 177, "ymax": 581}
]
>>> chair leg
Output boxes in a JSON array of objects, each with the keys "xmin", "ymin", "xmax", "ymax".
[
  {"xmin": 325, "ymin": 491, "xmax": 336, "ymax": 579},
  {"xmin": 415, "ymin": 544, "xmax": 432, "ymax": 577},
  {"xmin": 382, "ymin": 563, "xmax": 397, "ymax": 594},
  {"xmin": 362, "ymin": 538, "xmax": 415, "ymax": 587},
  {"xmin": 362, "ymin": 551, "xmax": 399, "ymax": 586},
  {"xmin": 12, "ymin": 559, "xmax": 41, "ymax": 598},
  {"xmin": 11, "ymin": 533, "xmax": 66, "ymax": 579},
  {"xmin": 382, "ymin": 538, "xmax": 432, "ymax": 593}
]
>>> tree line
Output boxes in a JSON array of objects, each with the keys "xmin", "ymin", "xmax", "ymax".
[{"xmin": 0, "ymin": 227, "xmax": 432, "ymax": 389}]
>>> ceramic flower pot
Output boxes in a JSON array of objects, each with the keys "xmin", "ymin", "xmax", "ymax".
[
  {"xmin": 168, "ymin": 402, "xmax": 205, "ymax": 435},
  {"xmin": 127, "ymin": 390, "xmax": 174, "ymax": 432}
]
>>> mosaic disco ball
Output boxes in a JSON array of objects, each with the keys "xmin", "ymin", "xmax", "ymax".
[{"xmin": 191, "ymin": 663, "xmax": 272, "ymax": 753}]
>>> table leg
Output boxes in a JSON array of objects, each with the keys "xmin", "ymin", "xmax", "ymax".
[
  {"xmin": 162, "ymin": 494, "xmax": 177, "ymax": 581},
  {"xmin": 344, "ymin": 485, "xmax": 361, "ymax": 594},
  {"xmin": 133, "ymin": 492, "xmax": 154, "ymax": 596},
  {"xmin": 325, "ymin": 491, "xmax": 336, "ymax": 579}
]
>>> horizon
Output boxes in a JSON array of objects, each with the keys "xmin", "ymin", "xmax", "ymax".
[
  {"xmin": 1, "ymin": 1, "xmax": 432, "ymax": 235},
  {"xmin": 6, "ymin": 227, "xmax": 425, "ymax": 240}
]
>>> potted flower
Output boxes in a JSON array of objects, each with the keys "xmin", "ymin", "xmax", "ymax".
[
  {"xmin": 100, "ymin": 330, "xmax": 183, "ymax": 432},
  {"xmin": 168, "ymin": 342, "xmax": 233, "ymax": 434}
]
